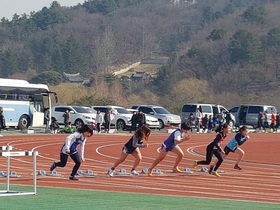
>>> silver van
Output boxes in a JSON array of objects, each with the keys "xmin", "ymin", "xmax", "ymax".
[
  {"xmin": 229, "ymin": 104, "xmax": 277, "ymax": 128},
  {"xmin": 181, "ymin": 103, "xmax": 236, "ymax": 126}
]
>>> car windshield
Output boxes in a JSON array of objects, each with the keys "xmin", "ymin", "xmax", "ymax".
[
  {"xmin": 115, "ymin": 108, "xmax": 130, "ymax": 114},
  {"xmin": 153, "ymin": 107, "xmax": 170, "ymax": 114},
  {"xmin": 72, "ymin": 106, "xmax": 92, "ymax": 113}
]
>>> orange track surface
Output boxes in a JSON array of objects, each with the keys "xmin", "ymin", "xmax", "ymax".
[{"xmin": 0, "ymin": 132, "xmax": 279, "ymax": 203}]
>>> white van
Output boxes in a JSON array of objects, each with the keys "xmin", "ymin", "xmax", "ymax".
[
  {"xmin": 229, "ymin": 104, "xmax": 277, "ymax": 128},
  {"xmin": 181, "ymin": 103, "xmax": 236, "ymax": 127}
]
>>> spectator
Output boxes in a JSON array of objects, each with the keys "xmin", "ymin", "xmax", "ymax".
[
  {"xmin": 257, "ymin": 111, "xmax": 265, "ymax": 132},
  {"xmin": 44, "ymin": 107, "xmax": 50, "ymax": 133},
  {"xmin": 130, "ymin": 111, "xmax": 138, "ymax": 133},
  {"xmin": 104, "ymin": 109, "xmax": 111, "ymax": 133},
  {"xmin": 50, "ymin": 118, "xmax": 60, "ymax": 134},
  {"xmin": 202, "ymin": 114, "xmax": 209, "ymax": 133},
  {"xmin": 188, "ymin": 113, "xmax": 196, "ymax": 132},
  {"xmin": 195, "ymin": 108, "xmax": 202, "ymax": 133},
  {"xmin": 96, "ymin": 110, "xmax": 103, "ymax": 133},
  {"xmin": 276, "ymin": 112, "xmax": 280, "ymax": 132},
  {"xmin": 62, "ymin": 110, "xmax": 70, "ymax": 129},
  {"xmin": 270, "ymin": 112, "xmax": 277, "ymax": 132},
  {"xmin": 0, "ymin": 107, "xmax": 6, "ymax": 137},
  {"xmin": 137, "ymin": 111, "xmax": 146, "ymax": 128},
  {"xmin": 208, "ymin": 115, "xmax": 213, "ymax": 132}
]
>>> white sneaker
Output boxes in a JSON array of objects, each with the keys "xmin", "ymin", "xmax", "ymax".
[
  {"xmin": 131, "ymin": 169, "xmax": 139, "ymax": 176},
  {"xmin": 108, "ymin": 169, "xmax": 115, "ymax": 177}
]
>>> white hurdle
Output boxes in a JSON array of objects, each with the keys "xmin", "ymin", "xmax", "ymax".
[{"xmin": 0, "ymin": 145, "xmax": 38, "ymax": 196}]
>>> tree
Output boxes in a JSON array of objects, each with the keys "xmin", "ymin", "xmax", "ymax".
[
  {"xmin": 29, "ymin": 71, "xmax": 62, "ymax": 85},
  {"xmin": 267, "ymin": 28, "xmax": 280, "ymax": 47},
  {"xmin": 207, "ymin": 29, "xmax": 227, "ymax": 41},
  {"xmin": 242, "ymin": 6, "xmax": 267, "ymax": 24},
  {"xmin": 229, "ymin": 29, "xmax": 262, "ymax": 64}
]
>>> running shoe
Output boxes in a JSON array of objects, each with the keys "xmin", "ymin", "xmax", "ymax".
[
  {"xmin": 131, "ymin": 170, "xmax": 139, "ymax": 176},
  {"xmin": 50, "ymin": 162, "xmax": 56, "ymax": 172},
  {"xmin": 211, "ymin": 171, "xmax": 220, "ymax": 177},
  {"xmin": 208, "ymin": 165, "xmax": 214, "ymax": 174},
  {"xmin": 147, "ymin": 168, "xmax": 153, "ymax": 177},
  {"xmin": 172, "ymin": 167, "xmax": 183, "ymax": 173},
  {"xmin": 193, "ymin": 160, "xmax": 198, "ymax": 169},
  {"xmin": 108, "ymin": 169, "xmax": 115, "ymax": 177},
  {"xmin": 69, "ymin": 176, "xmax": 79, "ymax": 180},
  {"xmin": 234, "ymin": 164, "xmax": 242, "ymax": 170}
]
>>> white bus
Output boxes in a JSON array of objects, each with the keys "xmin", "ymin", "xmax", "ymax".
[{"xmin": 0, "ymin": 78, "xmax": 58, "ymax": 130}]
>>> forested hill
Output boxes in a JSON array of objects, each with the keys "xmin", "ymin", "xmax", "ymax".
[{"xmin": 1, "ymin": 0, "xmax": 280, "ymax": 113}]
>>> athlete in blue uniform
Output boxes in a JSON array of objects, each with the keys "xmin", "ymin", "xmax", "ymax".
[
  {"xmin": 224, "ymin": 125, "xmax": 249, "ymax": 170},
  {"xmin": 147, "ymin": 122, "xmax": 191, "ymax": 176},
  {"xmin": 193, "ymin": 123, "xmax": 231, "ymax": 177},
  {"xmin": 50, "ymin": 124, "xmax": 93, "ymax": 180},
  {"xmin": 108, "ymin": 125, "xmax": 151, "ymax": 177}
]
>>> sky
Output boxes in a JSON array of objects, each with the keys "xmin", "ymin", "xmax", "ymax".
[{"xmin": 1, "ymin": 0, "xmax": 86, "ymax": 20}]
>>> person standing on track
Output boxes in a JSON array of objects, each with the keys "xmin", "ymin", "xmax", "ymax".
[
  {"xmin": 108, "ymin": 125, "xmax": 151, "ymax": 177},
  {"xmin": 193, "ymin": 123, "xmax": 231, "ymax": 177},
  {"xmin": 223, "ymin": 125, "xmax": 250, "ymax": 170},
  {"xmin": 50, "ymin": 124, "xmax": 93, "ymax": 181},
  {"xmin": 147, "ymin": 122, "xmax": 191, "ymax": 176}
]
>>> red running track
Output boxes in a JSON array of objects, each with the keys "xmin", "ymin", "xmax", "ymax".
[{"xmin": 0, "ymin": 132, "xmax": 279, "ymax": 203}]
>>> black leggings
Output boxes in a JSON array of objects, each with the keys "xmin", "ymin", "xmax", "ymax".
[
  {"xmin": 55, "ymin": 152, "xmax": 81, "ymax": 177},
  {"xmin": 197, "ymin": 146, "xmax": 223, "ymax": 171}
]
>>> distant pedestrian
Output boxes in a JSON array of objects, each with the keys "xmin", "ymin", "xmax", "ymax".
[
  {"xmin": 44, "ymin": 107, "xmax": 50, "ymax": 133},
  {"xmin": 63, "ymin": 110, "xmax": 70, "ymax": 129},
  {"xmin": 0, "ymin": 107, "xmax": 6, "ymax": 137},
  {"xmin": 104, "ymin": 109, "xmax": 111, "ymax": 133},
  {"xmin": 96, "ymin": 110, "xmax": 103, "ymax": 133}
]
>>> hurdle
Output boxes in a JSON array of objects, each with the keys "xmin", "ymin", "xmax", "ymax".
[{"xmin": 0, "ymin": 145, "xmax": 38, "ymax": 196}]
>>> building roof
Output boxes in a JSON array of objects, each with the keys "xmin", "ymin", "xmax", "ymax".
[{"xmin": 63, "ymin": 72, "xmax": 84, "ymax": 83}]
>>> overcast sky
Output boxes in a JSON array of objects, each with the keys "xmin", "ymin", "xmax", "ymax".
[{"xmin": 1, "ymin": 0, "xmax": 86, "ymax": 20}]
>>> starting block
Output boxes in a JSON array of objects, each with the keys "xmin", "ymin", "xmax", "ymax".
[
  {"xmin": 0, "ymin": 171, "xmax": 20, "ymax": 178},
  {"xmin": 114, "ymin": 168, "xmax": 131, "ymax": 176},
  {"xmin": 199, "ymin": 167, "xmax": 225, "ymax": 173},
  {"xmin": 141, "ymin": 168, "xmax": 163, "ymax": 175},
  {"xmin": 0, "ymin": 171, "xmax": 6, "ymax": 177},
  {"xmin": 77, "ymin": 169, "xmax": 97, "ymax": 177},
  {"xmin": 47, "ymin": 170, "xmax": 61, "ymax": 177},
  {"xmin": 183, "ymin": 168, "xmax": 193, "ymax": 174},
  {"xmin": 37, "ymin": 170, "xmax": 47, "ymax": 176},
  {"xmin": 9, "ymin": 171, "xmax": 20, "ymax": 178},
  {"xmin": 201, "ymin": 166, "xmax": 208, "ymax": 173}
]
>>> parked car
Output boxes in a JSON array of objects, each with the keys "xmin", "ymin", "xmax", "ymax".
[
  {"xmin": 51, "ymin": 105, "xmax": 95, "ymax": 127},
  {"xmin": 228, "ymin": 104, "xmax": 277, "ymax": 128},
  {"xmin": 91, "ymin": 105, "xmax": 132, "ymax": 130},
  {"xmin": 181, "ymin": 103, "xmax": 236, "ymax": 127},
  {"xmin": 131, "ymin": 105, "xmax": 181, "ymax": 129},
  {"xmin": 126, "ymin": 108, "xmax": 160, "ymax": 129}
]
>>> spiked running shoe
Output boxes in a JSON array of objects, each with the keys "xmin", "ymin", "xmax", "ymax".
[
  {"xmin": 193, "ymin": 160, "xmax": 198, "ymax": 169},
  {"xmin": 69, "ymin": 176, "xmax": 79, "ymax": 181},
  {"xmin": 211, "ymin": 171, "xmax": 220, "ymax": 177},
  {"xmin": 173, "ymin": 167, "xmax": 183, "ymax": 173},
  {"xmin": 108, "ymin": 169, "xmax": 115, "ymax": 177},
  {"xmin": 208, "ymin": 165, "xmax": 214, "ymax": 174},
  {"xmin": 131, "ymin": 170, "xmax": 139, "ymax": 176},
  {"xmin": 50, "ymin": 162, "xmax": 56, "ymax": 172},
  {"xmin": 234, "ymin": 164, "xmax": 242, "ymax": 170},
  {"xmin": 147, "ymin": 169, "xmax": 153, "ymax": 177}
]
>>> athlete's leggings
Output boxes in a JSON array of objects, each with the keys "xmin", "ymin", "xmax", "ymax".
[
  {"xmin": 55, "ymin": 152, "xmax": 81, "ymax": 176},
  {"xmin": 197, "ymin": 146, "xmax": 223, "ymax": 171}
]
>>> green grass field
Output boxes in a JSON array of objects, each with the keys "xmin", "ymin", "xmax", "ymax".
[{"xmin": 0, "ymin": 185, "xmax": 279, "ymax": 210}]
